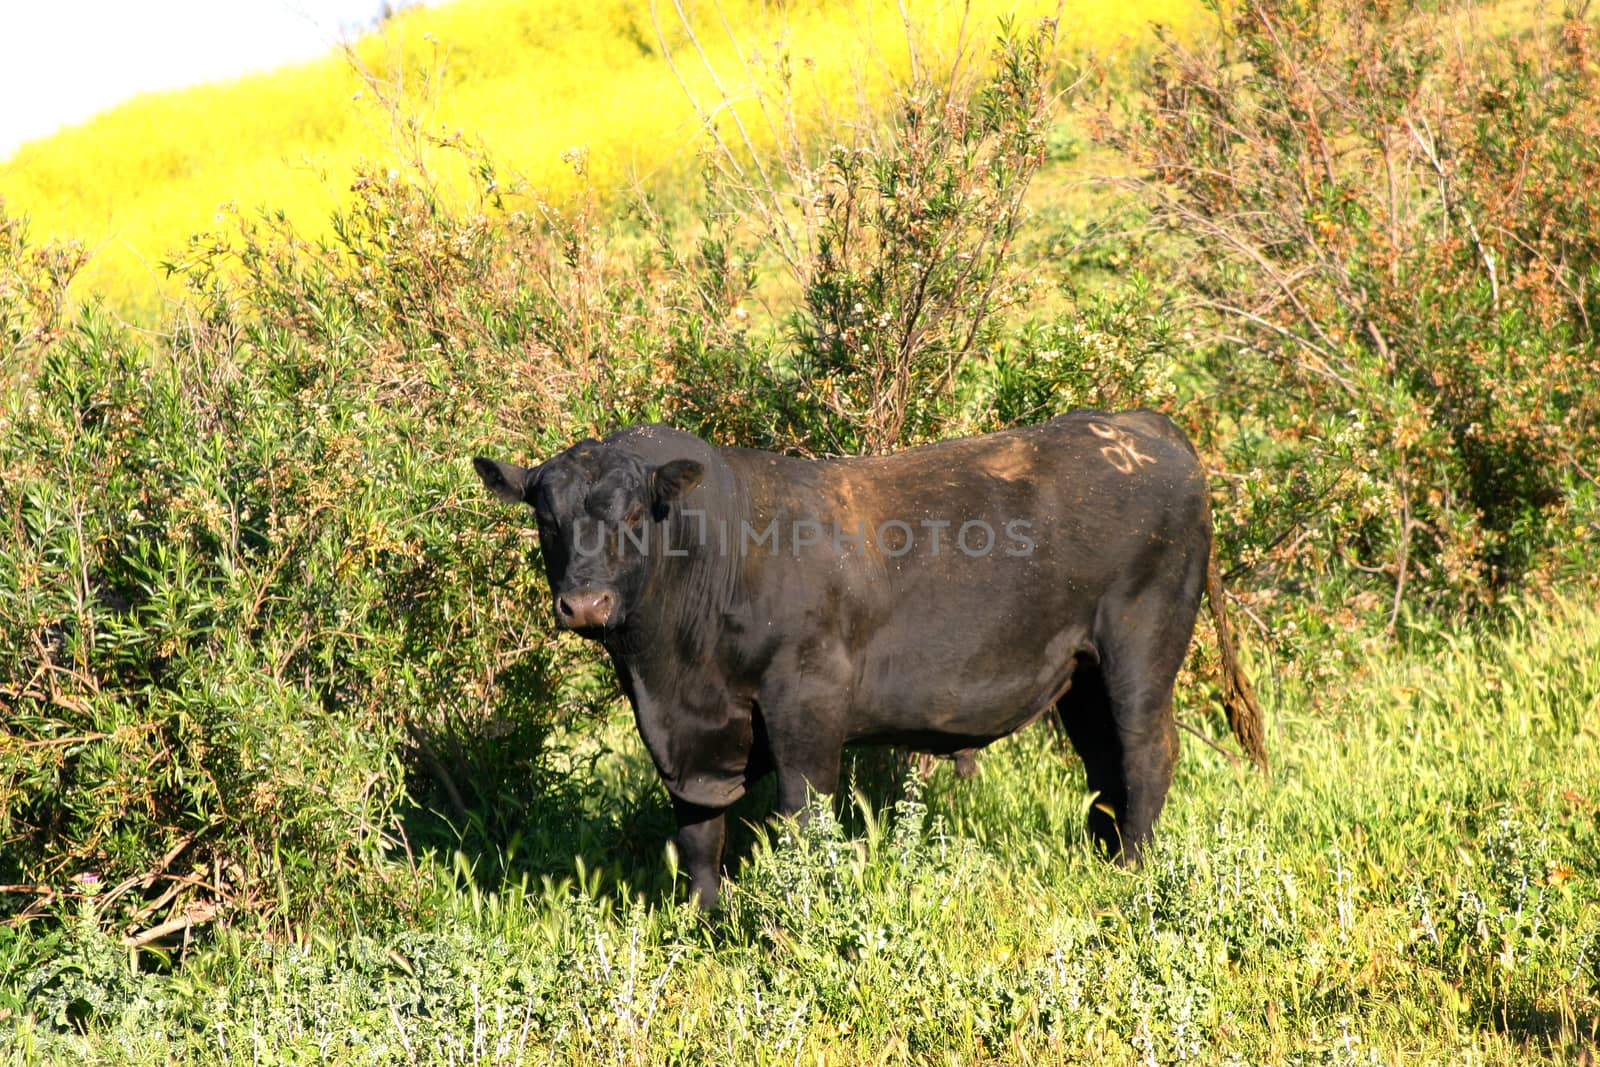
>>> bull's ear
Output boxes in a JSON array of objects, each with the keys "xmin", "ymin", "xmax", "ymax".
[
  {"xmin": 651, "ymin": 459, "xmax": 704, "ymax": 509},
  {"xmin": 473, "ymin": 456, "xmax": 536, "ymax": 505}
]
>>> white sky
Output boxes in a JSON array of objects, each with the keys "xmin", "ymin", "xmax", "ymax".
[{"xmin": 0, "ymin": 1, "xmax": 419, "ymax": 159}]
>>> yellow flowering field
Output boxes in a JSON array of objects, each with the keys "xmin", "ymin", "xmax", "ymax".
[{"xmin": 0, "ymin": 0, "xmax": 1198, "ymax": 316}]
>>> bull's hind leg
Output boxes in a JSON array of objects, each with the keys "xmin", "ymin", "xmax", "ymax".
[
  {"xmin": 1102, "ymin": 679, "xmax": 1179, "ymax": 868},
  {"xmin": 1094, "ymin": 592, "xmax": 1195, "ymax": 865},
  {"xmin": 1060, "ymin": 603, "xmax": 1190, "ymax": 865},
  {"xmin": 1056, "ymin": 657, "xmax": 1127, "ymax": 857}
]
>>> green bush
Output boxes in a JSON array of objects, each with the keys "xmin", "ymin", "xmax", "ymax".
[
  {"xmin": 0, "ymin": 189, "xmax": 606, "ymax": 933},
  {"xmin": 959, "ymin": 276, "xmax": 1180, "ymax": 431},
  {"xmin": 678, "ymin": 19, "xmax": 1060, "ymax": 455},
  {"xmin": 1104, "ymin": 0, "xmax": 1600, "ymax": 617}
]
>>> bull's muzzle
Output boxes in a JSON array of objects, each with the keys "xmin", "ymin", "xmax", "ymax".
[{"xmin": 555, "ymin": 588, "xmax": 618, "ymax": 630}]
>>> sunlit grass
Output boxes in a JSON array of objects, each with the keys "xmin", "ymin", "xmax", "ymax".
[{"xmin": 7, "ymin": 596, "xmax": 1596, "ymax": 1063}]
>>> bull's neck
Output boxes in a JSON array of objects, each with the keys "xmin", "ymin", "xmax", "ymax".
[{"xmin": 602, "ymin": 483, "xmax": 746, "ymax": 670}]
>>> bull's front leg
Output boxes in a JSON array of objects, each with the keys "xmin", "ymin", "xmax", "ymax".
[
  {"xmin": 670, "ymin": 795, "xmax": 728, "ymax": 910},
  {"xmin": 773, "ymin": 746, "xmax": 843, "ymax": 820}
]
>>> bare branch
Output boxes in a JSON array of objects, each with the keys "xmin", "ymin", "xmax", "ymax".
[{"xmin": 122, "ymin": 903, "xmax": 219, "ymax": 949}]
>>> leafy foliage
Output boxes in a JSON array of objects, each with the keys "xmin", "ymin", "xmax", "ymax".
[
  {"xmin": 0, "ymin": 185, "xmax": 611, "ymax": 932},
  {"xmin": 1103, "ymin": 0, "xmax": 1600, "ymax": 618},
  {"xmin": 683, "ymin": 20, "xmax": 1060, "ymax": 454}
]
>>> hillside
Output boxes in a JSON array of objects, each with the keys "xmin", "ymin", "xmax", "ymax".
[
  {"xmin": 0, "ymin": 0, "xmax": 1197, "ymax": 317},
  {"xmin": 4, "ymin": 0, "xmax": 1598, "ymax": 1061}
]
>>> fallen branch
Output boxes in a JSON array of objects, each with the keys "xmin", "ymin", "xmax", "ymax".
[
  {"xmin": 1177, "ymin": 719, "xmax": 1245, "ymax": 768},
  {"xmin": 0, "ymin": 884, "xmax": 54, "ymax": 898},
  {"xmin": 101, "ymin": 829, "xmax": 203, "ymax": 908},
  {"xmin": 122, "ymin": 902, "xmax": 219, "ymax": 949}
]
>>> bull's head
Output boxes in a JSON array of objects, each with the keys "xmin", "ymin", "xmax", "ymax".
[{"xmin": 473, "ymin": 441, "xmax": 703, "ymax": 634}]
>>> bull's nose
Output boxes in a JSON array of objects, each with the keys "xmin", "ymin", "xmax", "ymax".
[{"xmin": 555, "ymin": 589, "xmax": 617, "ymax": 629}]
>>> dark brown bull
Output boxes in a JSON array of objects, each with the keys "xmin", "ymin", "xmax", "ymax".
[{"xmin": 475, "ymin": 412, "xmax": 1266, "ymax": 908}]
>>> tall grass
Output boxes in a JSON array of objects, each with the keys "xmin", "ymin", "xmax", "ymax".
[
  {"xmin": 0, "ymin": 0, "xmax": 1200, "ymax": 316},
  {"xmin": 4, "ymin": 598, "xmax": 1596, "ymax": 1063}
]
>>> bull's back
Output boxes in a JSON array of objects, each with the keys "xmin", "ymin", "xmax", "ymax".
[{"xmin": 721, "ymin": 413, "xmax": 1209, "ymax": 743}]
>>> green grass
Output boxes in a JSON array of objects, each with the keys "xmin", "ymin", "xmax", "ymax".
[{"xmin": 6, "ymin": 597, "xmax": 1597, "ymax": 1064}]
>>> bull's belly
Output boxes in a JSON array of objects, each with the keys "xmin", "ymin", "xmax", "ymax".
[
  {"xmin": 840, "ymin": 627, "xmax": 1085, "ymax": 747},
  {"xmin": 843, "ymin": 711, "xmax": 1055, "ymax": 755}
]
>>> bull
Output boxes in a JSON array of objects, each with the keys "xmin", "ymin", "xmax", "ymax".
[{"xmin": 474, "ymin": 412, "xmax": 1267, "ymax": 908}]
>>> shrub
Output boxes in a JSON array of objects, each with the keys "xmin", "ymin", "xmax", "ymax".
[
  {"xmin": 0, "ymin": 202, "xmax": 88, "ymax": 369},
  {"xmin": 0, "ymin": 162, "xmax": 623, "ymax": 933},
  {"xmin": 958, "ymin": 276, "xmax": 1180, "ymax": 432},
  {"xmin": 1103, "ymin": 0, "xmax": 1600, "ymax": 617},
  {"xmin": 673, "ymin": 17, "xmax": 1062, "ymax": 454}
]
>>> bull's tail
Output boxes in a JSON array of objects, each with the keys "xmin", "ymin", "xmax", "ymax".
[{"xmin": 1205, "ymin": 539, "xmax": 1269, "ymax": 771}]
